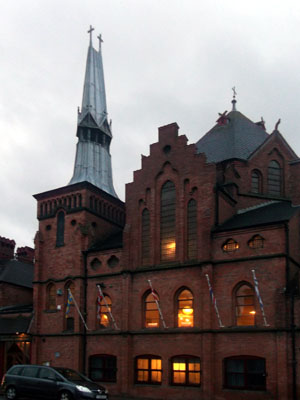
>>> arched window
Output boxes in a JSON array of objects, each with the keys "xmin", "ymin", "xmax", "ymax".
[
  {"xmin": 135, "ymin": 355, "xmax": 162, "ymax": 384},
  {"xmin": 144, "ymin": 291, "xmax": 160, "ymax": 328},
  {"xmin": 160, "ymin": 181, "xmax": 176, "ymax": 262},
  {"xmin": 64, "ymin": 281, "xmax": 75, "ymax": 331},
  {"xmin": 187, "ymin": 199, "xmax": 197, "ymax": 260},
  {"xmin": 46, "ymin": 283, "xmax": 56, "ymax": 311},
  {"xmin": 248, "ymin": 235, "xmax": 264, "ymax": 249},
  {"xmin": 89, "ymin": 355, "xmax": 117, "ymax": 382},
  {"xmin": 268, "ymin": 160, "xmax": 282, "ymax": 196},
  {"xmin": 56, "ymin": 211, "xmax": 65, "ymax": 247},
  {"xmin": 141, "ymin": 209, "xmax": 150, "ymax": 265},
  {"xmin": 177, "ymin": 288, "xmax": 194, "ymax": 327},
  {"xmin": 171, "ymin": 355, "xmax": 200, "ymax": 386},
  {"xmin": 251, "ymin": 170, "xmax": 262, "ymax": 194},
  {"xmin": 97, "ymin": 295, "xmax": 112, "ymax": 328},
  {"xmin": 235, "ymin": 283, "xmax": 255, "ymax": 326},
  {"xmin": 224, "ymin": 356, "xmax": 266, "ymax": 390},
  {"xmin": 222, "ymin": 238, "xmax": 239, "ymax": 252}
]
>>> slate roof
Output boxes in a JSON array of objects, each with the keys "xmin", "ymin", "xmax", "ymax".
[
  {"xmin": 196, "ymin": 110, "xmax": 269, "ymax": 163},
  {"xmin": 0, "ymin": 304, "xmax": 33, "ymax": 315},
  {"xmin": 0, "ymin": 315, "xmax": 32, "ymax": 334},
  {"xmin": 214, "ymin": 201, "xmax": 300, "ymax": 232},
  {"xmin": 0, "ymin": 259, "xmax": 34, "ymax": 288},
  {"xmin": 88, "ymin": 231, "xmax": 123, "ymax": 252}
]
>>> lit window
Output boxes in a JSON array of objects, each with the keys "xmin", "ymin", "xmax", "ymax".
[
  {"xmin": 224, "ymin": 356, "xmax": 266, "ymax": 390},
  {"xmin": 177, "ymin": 289, "xmax": 194, "ymax": 328},
  {"xmin": 97, "ymin": 295, "xmax": 112, "ymax": 328},
  {"xmin": 223, "ymin": 239, "xmax": 239, "ymax": 252},
  {"xmin": 47, "ymin": 283, "xmax": 56, "ymax": 311},
  {"xmin": 64, "ymin": 281, "xmax": 75, "ymax": 331},
  {"xmin": 145, "ymin": 292, "xmax": 160, "ymax": 328},
  {"xmin": 89, "ymin": 355, "xmax": 117, "ymax": 382},
  {"xmin": 187, "ymin": 199, "xmax": 197, "ymax": 260},
  {"xmin": 251, "ymin": 170, "xmax": 262, "ymax": 194},
  {"xmin": 248, "ymin": 235, "xmax": 264, "ymax": 249},
  {"xmin": 235, "ymin": 284, "xmax": 255, "ymax": 326},
  {"xmin": 161, "ymin": 181, "xmax": 176, "ymax": 262},
  {"xmin": 135, "ymin": 356, "xmax": 162, "ymax": 384},
  {"xmin": 268, "ymin": 160, "xmax": 282, "ymax": 196},
  {"xmin": 171, "ymin": 356, "xmax": 200, "ymax": 386},
  {"xmin": 141, "ymin": 208, "xmax": 150, "ymax": 265}
]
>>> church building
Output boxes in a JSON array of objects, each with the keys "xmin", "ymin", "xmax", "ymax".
[{"xmin": 31, "ymin": 28, "xmax": 300, "ymax": 400}]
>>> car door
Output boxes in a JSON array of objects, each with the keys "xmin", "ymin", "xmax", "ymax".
[
  {"xmin": 18, "ymin": 366, "xmax": 40, "ymax": 397},
  {"xmin": 37, "ymin": 368, "xmax": 61, "ymax": 399}
]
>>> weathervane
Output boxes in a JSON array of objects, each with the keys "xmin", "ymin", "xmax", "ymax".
[
  {"xmin": 88, "ymin": 25, "xmax": 95, "ymax": 44},
  {"xmin": 232, "ymin": 86, "xmax": 237, "ymax": 111}
]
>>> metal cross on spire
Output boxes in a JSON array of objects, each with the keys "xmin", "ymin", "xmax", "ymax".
[
  {"xmin": 97, "ymin": 34, "xmax": 103, "ymax": 50},
  {"xmin": 232, "ymin": 86, "xmax": 237, "ymax": 111},
  {"xmin": 87, "ymin": 25, "xmax": 95, "ymax": 45}
]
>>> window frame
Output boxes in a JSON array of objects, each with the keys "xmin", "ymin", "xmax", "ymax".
[
  {"xmin": 141, "ymin": 208, "xmax": 151, "ymax": 265},
  {"xmin": 160, "ymin": 180, "xmax": 176, "ymax": 262},
  {"xmin": 56, "ymin": 211, "xmax": 65, "ymax": 247},
  {"xmin": 46, "ymin": 283, "xmax": 56, "ymax": 311},
  {"xmin": 234, "ymin": 283, "xmax": 256, "ymax": 326},
  {"xmin": 251, "ymin": 170, "xmax": 262, "ymax": 194},
  {"xmin": 222, "ymin": 238, "xmax": 239, "ymax": 253},
  {"xmin": 144, "ymin": 291, "xmax": 160, "ymax": 329},
  {"xmin": 248, "ymin": 235, "xmax": 264, "ymax": 249},
  {"xmin": 224, "ymin": 356, "xmax": 266, "ymax": 390},
  {"xmin": 97, "ymin": 294, "xmax": 112, "ymax": 328},
  {"xmin": 176, "ymin": 288, "xmax": 194, "ymax": 328},
  {"xmin": 267, "ymin": 160, "xmax": 282, "ymax": 196},
  {"xmin": 170, "ymin": 355, "xmax": 201, "ymax": 386},
  {"xmin": 135, "ymin": 355, "xmax": 162, "ymax": 385},
  {"xmin": 187, "ymin": 199, "xmax": 197, "ymax": 260},
  {"xmin": 89, "ymin": 354, "xmax": 117, "ymax": 383}
]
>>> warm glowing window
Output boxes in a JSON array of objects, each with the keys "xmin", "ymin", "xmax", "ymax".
[
  {"xmin": 141, "ymin": 208, "xmax": 150, "ymax": 265},
  {"xmin": 89, "ymin": 355, "xmax": 117, "ymax": 382},
  {"xmin": 97, "ymin": 295, "xmax": 112, "ymax": 328},
  {"xmin": 268, "ymin": 160, "xmax": 282, "ymax": 196},
  {"xmin": 235, "ymin": 284, "xmax": 255, "ymax": 326},
  {"xmin": 187, "ymin": 199, "xmax": 197, "ymax": 260},
  {"xmin": 251, "ymin": 170, "xmax": 262, "ymax": 194},
  {"xmin": 224, "ymin": 356, "xmax": 266, "ymax": 390},
  {"xmin": 47, "ymin": 283, "xmax": 56, "ymax": 311},
  {"xmin": 135, "ymin": 356, "xmax": 162, "ymax": 384},
  {"xmin": 171, "ymin": 356, "xmax": 200, "ymax": 386},
  {"xmin": 223, "ymin": 239, "xmax": 239, "ymax": 252},
  {"xmin": 248, "ymin": 235, "xmax": 264, "ymax": 249},
  {"xmin": 145, "ymin": 292, "xmax": 160, "ymax": 328},
  {"xmin": 177, "ymin": 289, "xmax": 194, "ymax": 327},
  {"xmin": 160, "ymin": 181, "xmax": 176, "ymax": 262}
]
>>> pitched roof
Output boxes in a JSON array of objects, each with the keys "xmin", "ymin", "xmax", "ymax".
[
  {"xmin": 196, "ymin": 110, "xmax": 269, "ymax": 163},
  {"xmin": 0, "ymin": 259, "xmax": 34, "ymax": 288},
  {"xmin": 214, "ymin": 201, "xmax": 300, "ymax": 232},
  {"xmin": 0, "ymin": 316, "xmax": 32, "ymax": 334}
]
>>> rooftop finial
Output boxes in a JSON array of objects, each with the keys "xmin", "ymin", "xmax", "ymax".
[
  {"xmin": 87, "ymin": 25, "xmax": 95, "ymax": 45},
  {"xmin": 232, "ymin": 86, "xmax": 237, "ymax": 111},
  {"xmin": 97, "ymin": 34, "xmax": 103, "ymax": 51}
]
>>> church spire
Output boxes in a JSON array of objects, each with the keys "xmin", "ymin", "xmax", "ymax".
[{"xmin": 69, "ymin": 28, "xmax": 117, "ymax": 198}]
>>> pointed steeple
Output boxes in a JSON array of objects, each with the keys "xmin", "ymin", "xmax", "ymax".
[{"xmin": 69, "ymin": 28, "xmax": 117, "ymax": 198}]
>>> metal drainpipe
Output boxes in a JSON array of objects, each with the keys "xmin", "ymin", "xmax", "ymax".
[
  {"xmin": 82, "ymin": 250, "xmax": 88, "ymax": 375},
  {"xmin": 284, "ymin": 222, "xmax": 297, "ymax": 400}
]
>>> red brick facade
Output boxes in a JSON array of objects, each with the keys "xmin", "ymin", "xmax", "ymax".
[{"xmin": 32, "ymin": 120, "xmax": 300, "ymax": 400}]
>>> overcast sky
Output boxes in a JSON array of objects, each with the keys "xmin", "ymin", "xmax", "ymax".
[{"xmin": 1, "ymin": 0, "xmax": 300, "ymax": 248}]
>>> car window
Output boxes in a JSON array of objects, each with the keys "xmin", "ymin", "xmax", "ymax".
[
  {"xmin": 9, "ymin": 366, "xmax": 23, "ymax": 375},
  {"xmin": 21, "ymin": 366, "xmax": 39, "ymax": 377},
  {"xmin": 39, "ymin": 368, "xmax": 58, "ymax": 380},
  {"xmin": 55, "ymin": 368, "xmax": 87, "ymax": 382}
]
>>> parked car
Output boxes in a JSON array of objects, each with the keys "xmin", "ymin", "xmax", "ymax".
[{"xmin": 1, "ymin": 364, "xmax": 108, "ymax": 400}]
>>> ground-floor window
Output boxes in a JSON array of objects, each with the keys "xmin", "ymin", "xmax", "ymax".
[
  {"xmin": 135, "ymin": 355, "xmax": 162, "ymax": 384},
  {"xmin": 224, "ymin": 356, "xmax": 266, "ymax": 390},
  {"xmin": 171, "ymin": 356, "xmax": 200, "ymax": 386},
  {"xmin": 89, "ymin": 355, "xmax": 117, "ymax": 382}
]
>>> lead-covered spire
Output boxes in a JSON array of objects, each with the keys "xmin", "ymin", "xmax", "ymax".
[{"xmin": 69, "ymin": 27, "xmax": 117, "ymax": 197}]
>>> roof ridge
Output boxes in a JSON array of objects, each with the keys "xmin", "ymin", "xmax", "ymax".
[{"xmin": 237, "ymin": 200, "xmax": 280, "ymax": 215}]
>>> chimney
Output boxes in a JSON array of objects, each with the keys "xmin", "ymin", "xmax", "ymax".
[
  {"xmin": 0, "ymin": 236, "xmax": 16, "ymax": 260},
  {"xmin": 16, "ymin": 246, "xmax": 34, "ymax": 264}
]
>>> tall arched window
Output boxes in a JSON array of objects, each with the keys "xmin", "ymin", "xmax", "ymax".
[
  {"xmin": 187, "ymin": 199, "xmax": 197, "ymax": 260},
  {"xmin": 141, "ymin": 209, "xmax": 150, "ymax": 265},
  {"xmin": 56, "ymin": 211, "xmax": 65, "ymax": 247},
  {"xmin": 97, "ymin": 295, "xmax": 112, "ymax": 328},
  {"xmin": 251, "ymin": 170, "xmax": 262, "ymax": 194},
  {"xmin": 268, "ymin": 160, "xmax": 282, "ymax": 196},
  {"xmin": 46, "ymin": 283, "xmax": 56, "ymax": 311},
  {"xmin": 235, "ymin": 283, "xmax": 255, "ymax": 326},
  {"xmin": 144, "ymin": 291, "xmax": 160, "ymax": 328},
  {"xmin": 177, "ymin": 288, "xmax": 194, "ymax": 327},
  {"xmin": 160, "ymin": 181, "xmax": 176, "ymax": 262}
]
